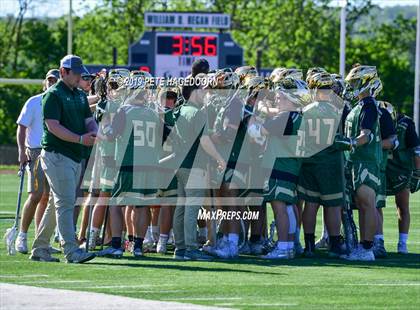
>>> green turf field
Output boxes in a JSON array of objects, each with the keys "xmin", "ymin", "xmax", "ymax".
[{"xmin": 1, "ymin": 172, "xmax": 419, "ymax": 309}]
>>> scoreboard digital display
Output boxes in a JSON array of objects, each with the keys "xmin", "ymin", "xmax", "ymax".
[
  {"xmin": 129, "ymin": 29, "xmax": 243, "ymax": 77},
  {"xmin": 157, "ymin": 35, "xmax": 218, "ymax": 56}
]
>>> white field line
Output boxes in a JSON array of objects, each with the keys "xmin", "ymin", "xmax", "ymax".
[
  {"xmin": 18, "ymin": 280, "xmax": 91, "ymax": 284},
  {"xmin": 67, "ymin": 284, "xmax": 174, "ymax": 289},
  {"xmin": 164, "ymin": 297, "xmax": 242, "ymax": 301},
  {"xmin": 216, "ymin": 303, "xmax": 298, "ymax": 307},
  {"xmin": 0, "ymin": 275, "xmax": 49, "ymax": 278}
]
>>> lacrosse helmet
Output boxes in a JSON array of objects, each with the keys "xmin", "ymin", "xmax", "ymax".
[
  {"xmin": 274, "ymin": 77, "xmax": 308, "ymax": 106},
  {"xmin": 306, "ymin": 67, "xmax": 327, "ymax": 84},
  {"xmin": 345, "ymin": 65, "xmax": 379, "ymax": 98},
  {"xmin": 307, "ymin": 72, "xmax": 334, "ymax": 89},
  {"xmin": 235, "ymin": 66, "xmax": 258, "ymax": 87},
  {"xmin": 270, "ymin": 68, "xmax": 303, "ymax": 84},
  {"xmin": 379, "ymin": 101, "xmax": 397, "ymax": 122}
]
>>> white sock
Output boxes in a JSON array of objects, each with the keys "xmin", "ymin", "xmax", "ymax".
[
  {"xmin": 228, "ymin": 233, "xmax": 239, "ymax": 246},
  {"xmin": 374, "ymin": 234, "xmax": 384, "ymax": 241},
  {"xmin": 152, "ymin": 225, "xmax": 159, "ymax": 235},
  {"xmin": 199, "ymin": 227, "xmax": 208, "ymax": 238},
  {"xmin": 18, "ymin": 231, "xmax": 27, "ymax": 238},
  {"xmin": 399, "ymin": 233, "xmax": 408, "ymax": 244},
  {"xmin": 287, "ymin": 241, "xmax": 294, "ymax": 250},
  {"xmin": 121, "ymin": 230, "xmax": 126, "ymax": 239},
  {"xmin": 276, "ymin": 242, "xmax": 288, "ymax": 250},
  {"xmin": 159, "ymin": 234, "xmax": 168, "ymax": 242}
]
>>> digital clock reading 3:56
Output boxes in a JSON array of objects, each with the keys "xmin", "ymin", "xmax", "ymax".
[{"xmin": 157, "ymin": 35, "xmax": 218, "ymax": 56}]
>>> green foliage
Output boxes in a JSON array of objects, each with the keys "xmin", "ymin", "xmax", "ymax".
[
  {"xmin": 0, "ymin": 0, "xmax": 417, "ymax": 145},
  {"xmin": 0, "ymin": 84, "xmax": 41, "ymax": 144}
]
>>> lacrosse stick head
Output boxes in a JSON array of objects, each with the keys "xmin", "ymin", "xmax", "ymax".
[{"xmin": 4, "ymin": 227, "xmax": 17, "ymax": 255}]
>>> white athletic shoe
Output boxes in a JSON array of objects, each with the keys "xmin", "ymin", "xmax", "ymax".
[
  {"xmin": 167, "ymin": 230, "xmax": 174, "ymax": 245},
  {"xmin": 15, "ymin": 234, "xmax": 28, "ymax": 254},
  {"xmin": 397, "ymin": 242, "xmax": 408, "ymax": 254},
  {"xmin": 341, "ymin": 247, "xmax": 375, "ymax": 261},
  {"xmin": 262, "ymin": 248, "xmax": 290, "ymax": 260},
  {"xmin": 315, "ymin": 237, "xmax": 329, "ymax": 250},
  {"xmin": 157, "ymin": 238, "xmax": 168, "ymax": 254}
]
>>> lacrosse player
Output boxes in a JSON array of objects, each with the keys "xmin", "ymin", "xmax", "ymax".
[
  {"xmin": 340, "ymin": 65, "xmax": 383, "ymax": 261},
  {"xmin": 86, "ymin": 69, "xmax": 129, "ymax": 251},
  {"xmin": 386, "ymin": 110, "xmax": 420, "ymax": 254},
  {"xmin": 248, "ymin": 77, "xmax": 304, "ymax": 260},
  {"xmin": 373, "ymin": 100, "xmax": 398, "ymax": 258},
  {"xmin": 298, "ymin": 72, "xmax": 347, "ymax": 258},
  {"xmin": 98, "ymin": 70, "xmax": 162, "ymax": 258}
]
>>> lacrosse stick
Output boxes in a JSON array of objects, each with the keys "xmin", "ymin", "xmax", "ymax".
[{"xmin": 4, "ymin": 164, "xmax": 26, "ymax": 255}]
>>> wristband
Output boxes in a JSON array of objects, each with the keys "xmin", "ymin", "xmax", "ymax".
[{"xmin": 79, "ymin": 135, "xmax": 83, "ymax": 144}]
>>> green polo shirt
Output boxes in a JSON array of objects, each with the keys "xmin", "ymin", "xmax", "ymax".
[
  {"xmin": 174, "ymin": 101, "xmax": 209, "ymax": 169},
  {"xmin": 42, "ymin": 80, "xmax": 92, "ymax": 163}
]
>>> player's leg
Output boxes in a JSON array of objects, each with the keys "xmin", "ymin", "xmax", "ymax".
[
  {"xmin": 324, "ymin": 206, "xmax": 343, "ymax": 257},
  {"xmin": 302, "ymin": 201, "xmax": 319, "ymax": 257},
  {"xmin": 395, "ymin": 188, "xmax": 410, "ymax": 254},
  {"xmin": 249, "ymin": 203, "xmax": 266, "ymax": 255},
  {"xmin": 345, "ymin": 184, "xmax": 376, "ymax": 261},
  {"xmin": 124, "ymin": 206, "xmax": 134, "ymax": 251},
  {"xmin": 157, "ymin": 205, "xmax": 174, "ymax": 254},
  {"xmin": 132, "ymin": 206, "xmax": 150, "ymax": 257},
  {"xmin": 87, "ymin": 191, "xmax": 110, "ymax": 250},
  {"xmin": 294, "ymin": 200, "xmax": 304, "ymax": 254},
  {"xmin": 263, "ymin": 199, "xmax": 291, "ymax": 259},
  {"xmin": 17, "ymin": 150, "xmax": 44, "ymax": 254}
]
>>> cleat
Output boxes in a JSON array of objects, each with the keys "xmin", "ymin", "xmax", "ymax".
[
  {"xmin": 197, "ymin": 235, "xmax": 207, "ymax": 245},
  {"xmin": 66, "ymin": 249, "xmax": 96, "ymax": 264},
  {"xmin": 373, "ymin": 239, "xmax": 387, "ymax": 258},
  {"xmin": 97, "ymin": 247, "xmax": 123, "ymax": 258},
  {"xmin": 124, "ymin": 240, "xmax": 133, "ymax": 253},
  {"xmin": 294, "ymin": 242, "xmax": 304, "ymax": 255},
  {"xmin": 397, "ymin": 242, "xmax": 408, "ymax": 254},
  {"xmin": 173, "ymin": 248, "xmax": 186, "ymax": 260},
  {"xmin": 15, "ymin": 234, "xmax": 28, "ymax": 254},
  {"xmin": 341, "ymin": 247, "xmax": 375, "ymax": 261},
  {"xmin": 132, "ymin": 247, "xmax": 143, "ymax": 258},
  {"xmin": 303, "ymin": 247, "xmax": 315, "ymax": 258},
  {"xmin": 262, "ymin": 248, "xmax": 290, "ymax": 260},
  {"xmin": 30, "ymin": 249, "xmax": 60, "ymax": 262},
  {"xmin": 184, "ymin": 249, "xmax": 213, "ymax": 261},
  {"xmin": 249, "ymin": 240, "xmax": 265, "ymax": 255},
  {"xmin": 157, "ymin": 238, "xmax": 168, "ymax": 254}
]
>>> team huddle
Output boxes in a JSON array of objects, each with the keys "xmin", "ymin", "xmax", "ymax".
[{"xmin": 12, "ymin": 55, "xmax": 420, "ymax": 264}]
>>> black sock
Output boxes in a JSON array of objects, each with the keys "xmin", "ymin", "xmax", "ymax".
[
  {"xmin": 250, "ymin": 234, "xmax": 261, "ymax": 243},
  {"xmin": 111, "ymin": 237, "xmax": 122, "ymax": 249},
  {"xmin": 362, "ymin": 240, "xmax": 373, "ymax": 250},
  {"xmin": 128, "ymin": 235, "xmax": 134, "ymax": 242},
  {"xmin": 134, "ymin": 237, "xmax": 144, "ymax": 249},
  {"xmin": 304, "ymin": 233, "xmax": 315, "ymax": 251},
  {"xmin": 329, "ymin": 235, "xmax": 341, "ymax": 249}
]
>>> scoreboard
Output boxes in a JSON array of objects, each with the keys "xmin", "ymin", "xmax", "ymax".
[
  {"xmin": 129, "ymin": 31, "xmax": 243, "ymax": 77},
  {"xmin": 128, "ymin": 12, "xmax": 243, "ymax": 77}
]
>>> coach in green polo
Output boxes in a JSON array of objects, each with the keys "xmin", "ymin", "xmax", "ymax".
[{"xmin": 30, "ymin": 55, "xmax": 97, "ymax": 264}]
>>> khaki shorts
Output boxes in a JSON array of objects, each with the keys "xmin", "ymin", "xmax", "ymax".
[{"xmin": 26, "ymin": 148, "xmax": 49, "ymax": 194}]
